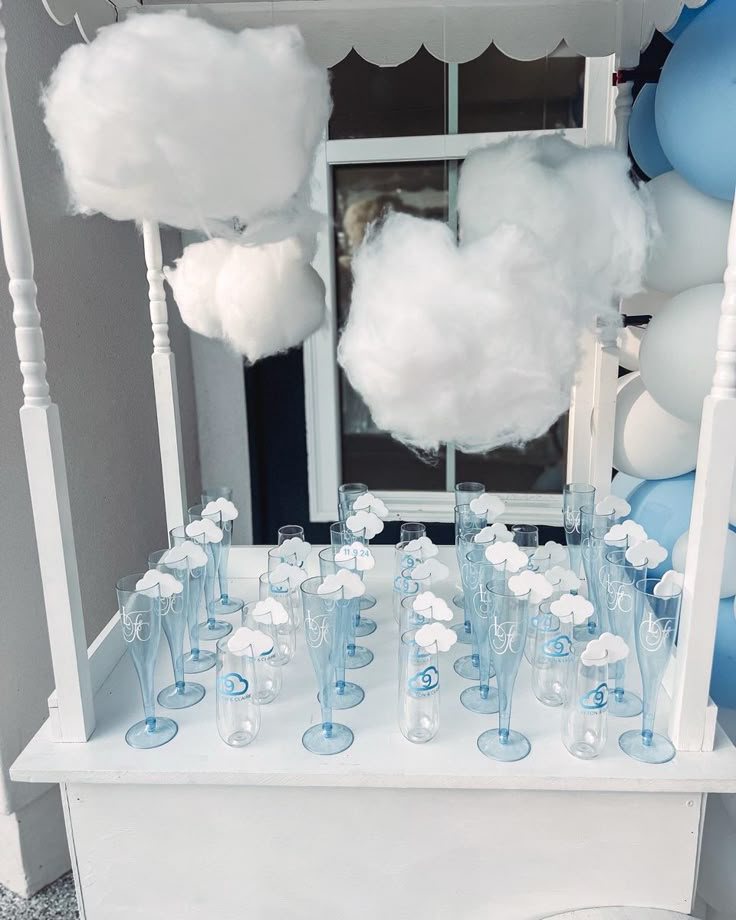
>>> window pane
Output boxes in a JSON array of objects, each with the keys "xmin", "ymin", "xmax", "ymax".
[
  {"xmin": 329, "ymin": 48, "xmax": 447, "ymax": 139},
  {"xmin": 458, "ymin": 47, "xmax": 585, "ymax": 134},
  {"xmin": 455, "ymin": 416, "xmax": 568, "ymax": 495},
  {"xmin": 334, "ymin": 162, "xmax": 449, "ymax": 490}
]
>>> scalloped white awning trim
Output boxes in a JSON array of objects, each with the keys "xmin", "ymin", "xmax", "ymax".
[{"xmin": 45, "ymin": 0, "xmax": 709, "ymax": 66}]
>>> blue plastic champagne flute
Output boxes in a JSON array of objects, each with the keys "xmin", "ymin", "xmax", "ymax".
[
  {"xmin": 453, "ymin": 504, "xmax": 488, "ymax": 638},
  {"xmin": 300, "ymin": 577, "xmax": 354, "ymax": 755},
  {"xmin": 460, "ymin": 545, "xmax": 499, "ymax": 714},
  {"xmin": 200, "ymin": 488, "xmax": 245, "ymax": 616},
  {"xmin": 169, "ymin": 527, "xmax": 216, "ymax": 672},
  {"xmin": 337, "ymin": 483, "xmax": 378, "ymax": 616},
  {"xmin": 477, "ymin": 582, "xmax": 531, "ymax": 762},
  {"xmin": 603, "ymin": 549, "xmax": 644, "ymax": 718},
  {"xmin": 579, "ymin": 508, "xmax": 615, "ymax": 639},
  {"xmin": 117, "ymin": 575, "xmax": 178, "ymax": 749},
  {"xmin": 329, "ymin": 521, "xmax": 376, "ymax": 636},
  {"xmin": 563, "ymin": 483, "xmax": 596, "ymax": 578},
  {"xmin": 620, "ymin": 578, "xmax": 682, "ymax": 764}
]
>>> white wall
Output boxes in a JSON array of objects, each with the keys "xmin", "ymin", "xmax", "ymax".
[{"xmin": 0, "ymin": 1, "xmax": 200, "ymax": 896}]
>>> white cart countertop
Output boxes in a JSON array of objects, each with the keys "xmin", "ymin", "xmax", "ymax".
[{"xmin": 12, "ymin": 546, "xmax": 736, "ymax": 792}]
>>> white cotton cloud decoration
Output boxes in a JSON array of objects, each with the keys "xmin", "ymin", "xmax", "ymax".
[
  {"xmin": 475, "ymin": 524, "xmax": 513, "ymax": 544},
  {"xmin": 270, "ymin": 562, "xmax": 307, "ymax": 592},
  {"xmin": 581, "ymin": 632, "xmax": 629, "ymax": 666},
  {"xmin": 335, "ymin": 543, "xmax": 375, "ymax": 571},
  {"xmin": 458, "ymin": 135, "xmax": 655, "ymax": 322},
  {"xmin": 411, "ymin": 559, "xmax": 450, "ymax": 583},
  {"xmin": 318, "ymin": 570, "xmax": 366, "ymax": 599},
  {"xmin": 413, "ymin": 592, "xmax": 453, "ymax": 621},
  {"xmin": 595, "ymin": 495, "xmax": 631, "ymax": 519},
  {"xmin": 165, "ymin": 236, "xmax": 326, "ymax": 363},
  {"xmin": 162, "ymin": 541, "xmax": 208, "ymax": 569},
  {"xmin": 531, "ymin": 541, "xmax": 568, "ymax": 566},
  {"xmin": 544, "ymin": 566, "xmax": 581, "ymax": 592},
  {"xmin": 228, "ymin": 626, "xmax": 274, "ymax": 657},
  {"xmin": 605, "ymin": 520, "xmax": 648, "ymax": 547},
  {"xmin": 654, "ymin": 570, "xmax": 684, "ymax": 598},
  {"xmin": 485, "ymin": 542, "xmax": 529, "ymax": 573},
  {"xmin": 136, "ymin": 569, "xmax": 183, "ymax": 597},
  {"xmin": 551, "ymin": 594, "xmax": 594, "ymax": 625},
  {"xmin": 626, "ymin": 539, "xmax": 668, "ymax": 569},
  {"xmin": 42, "ymin": 14, "xmax": 331, "ymax": 234},
  {"xmin": 404, "ymin": 536, "xmax": 439, "ymax": 559},
  {"xmin": 202, "ymin": 498, "xmax": 239, "ymax": 522},
  {"xmin": 346, "ymin": 510, "xmax": 384, "ymax": 540},
  {"xmin": 278, "ymin": 537, "xmax": 312, "ymax": 565},
  {"xmin": 251, "ymin": 598, "xmax": 289, "ymax": 626},
  {"xmin": 415, "ymin": 622, "xmax": 458, "ymax": 652},
  {"xmin": 338, "ymin": 214, "xmax": 581, "ymax": 453},
  {"xmin": 469, "ymin": 494, "xmax": 506, "ymax": 518},
  {"xmin": 507, "ymin": 571, "xmax": 554, "ymax": 605},
  {"xmin": 185, "ymin": 519, "xmax": 223, "ymax": 544},
  {"xmin": 352, "ymin": 492, "xmax": 389, "ymax": 518}
]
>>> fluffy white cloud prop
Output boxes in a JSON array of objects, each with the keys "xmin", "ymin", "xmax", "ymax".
[
  {"xmin": 338, "ymin": 214, "xmax": 580, "ymax": 452},
  {"xmin": 42, "ymin": 14, "xmax": 331, "ymax": 234},
  {"xmin": 458, "ymin": 135, "xmax": 655, "ymax": 322},
  {"xmin": 165, "ymin": 236, "xmax": 326, "ymax": 362}
]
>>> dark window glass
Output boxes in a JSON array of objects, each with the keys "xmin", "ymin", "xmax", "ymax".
[
  {"xmin": 458, "ymin": 46, "xmax": 585, "ymax": 133},
  {"xmin": 329, "ymin": 48, "xmax": 447, "ymax": 139},
  {"xmin": 333, "ymin": 161, "xmax": 449, "ymax": 489}
]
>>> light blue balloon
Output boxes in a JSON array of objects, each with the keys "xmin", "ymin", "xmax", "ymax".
[
  {"xmin": 611, "ymin": 471, "xmax": 643, "ymax": 501},
  {"xmin": 627, "ymin": 472, "xmax": 695, "ymax": 577},
  {"xmin": 656, "ymin": 0, "xmax": 736, "ymax": 201},
  {"xmin": 664, "ymin": 1, "xmax": 713, "ymax": 42},
  {"xmin": 710, "ymin": 596, "xmax": 736, "ymax": 709},
  {"xmin": 628, "ymin": 84, "xmax": 672, "ymax": 178}
]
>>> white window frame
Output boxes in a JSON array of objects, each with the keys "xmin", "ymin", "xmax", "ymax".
[{"xmin": 305, "ymin": 55, "xmax": 616, "ymax": 525}]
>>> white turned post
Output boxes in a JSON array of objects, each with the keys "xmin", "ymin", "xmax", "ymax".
[
  {"xmin": 0, "ymin": 5, "xmax": 94, "ymax": 741},
  {"xmin": 669, "ymin": 194, "xmax": 736, "ymax": 751},
  {"xmin": 614, "ymin": 79, "xmax": 633, "ymax": 150},
  {"xmin": 142, "ymin": 220, "xmax": 187, "ymax": 532}
]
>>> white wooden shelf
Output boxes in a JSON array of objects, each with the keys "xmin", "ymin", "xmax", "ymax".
[{"xmin": 12, "ymin": 546, "xmax": 736, "ymax": 793}]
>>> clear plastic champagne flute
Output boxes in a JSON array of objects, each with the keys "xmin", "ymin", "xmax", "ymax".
[
  {"xmin": 168, "ymin": 528, "xmax": 216, "ymax": 673},
  {"xmin": 563, "ymin": 483, "xmax": 596, "ymax": 578}
]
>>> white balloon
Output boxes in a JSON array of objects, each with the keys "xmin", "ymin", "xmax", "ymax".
[
  {"xmin": 731, "ymin": 466, "xmax": 736, "ymax": 528},
  {"xmin": 613, "ymin": 372, "xmax": 700, "ymax": 480},
  {"xmin": 620, "ymin": 288, "xmax": 670, "ymax": 318},
  {"xmin": 639, "ymin": 283, "xmax": 723, "ymax": 423},
  {"xmin": 644, "ymin": 171, "xmax": 731, "ymax": 295},
  {"xmin": 673, "ymin": 529, "xmax": 736, "ymax": 599}
]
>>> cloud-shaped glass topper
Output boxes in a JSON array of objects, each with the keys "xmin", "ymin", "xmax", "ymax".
[
  {"xmin": 474, "ymin": 523, "xmax": 513, "ymax": 544},
  {"xmin": 605, "ymin": 520, "xmax": 647, "ymax": 547},
  {"xmin": 544, "ymin": 566, "xmax": 581, "ymax": 592},
  {"xmin": 162, "ymin": 540, "xmax": 208, "ymax": 569},
  {"xmin": 625, "ymin": 539, "xmax": 668, "ymax": 569},
  {"xmin": 550, "ymin": 594, "xmax": 594, "ymax": 625},
  {"xmin": 346, "ymin": 509, "xmax": 385, "ymax": 540},
  {"xmin": 228, "ymin": 626, "xmax": 274, "ymax": 657},
  {"xmin": 185, "ymin": 518, "xmax": 224, "ymax": 544},
  {"xmin": 250, "ymin": 597, "xmax": 289, "ymax": 626},
  {"xmin": 411, "ymin": 558, "xmax": 450, "ymax": 582},
  {"xmin": 202, "ymin": 497, "xmax": 239, "ymax": 522},
  {"xmin": 469, "ymin": 493, "xmax": 506, "ymax": 519},
  {"xmin": 508, "ymin": 570, "xmax": 553, "ymax": 605},
  {"xmin": 654, "ymin": 569, "xmax": 684, "ymax": 598},
  {"xmin": 318, "ymin": 569, "xmax": 366, "ymax": 599},
  {"xmin": 135, "ymin": 569, "xmax": 183, "ymax": 597},
  {"xmin": 415, "ymin": 622, "xmax": 458, "ymax": 652},
  {"xmin": 595, "ymin": 495, "xmax": 631, "ymax": 519},
  {"xmin": 279, "ymin": 536, "xmax": 312, "ymax": 565},
  {"xmin": 270, "ymin": 562, "xmax": 308, "ymax": 592},
  {"xmin": 353, "ymin": 492, "xmax": 389, "ymax": 519},
  {"xmin": 484, "ymin": 541, "xmax": 528, "ymax": 573},
  {"xmin": 412, "ymin": 591, "xmax": 453, "ymax": 621},
  {"xmin": 335, "ymin": 542, "xmax": 375, "ymax": 571},
  {"xmin": 404, "ymin": 536, "xmax": 439, "ymax": 559},
  {"xmin": 531, "ymin": 541, "xmax": 568, "ymax": 566},
  {"xmin": 581, "ymin": 632, "xmax": 629, "ymax": 666}
]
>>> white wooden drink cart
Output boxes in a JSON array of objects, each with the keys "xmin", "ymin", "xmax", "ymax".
[{"xmin": 6, "ymin": 1, "xmax": 736, "ymax": 918}]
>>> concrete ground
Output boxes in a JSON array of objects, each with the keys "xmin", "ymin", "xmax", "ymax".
[{"xmin": 0, "ymin": 874, "xmax": 77, "ymax": 919}]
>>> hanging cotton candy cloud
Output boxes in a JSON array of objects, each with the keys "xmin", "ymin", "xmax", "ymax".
[
  {"xmin": 42, "ymin": 13, "xmax": 331, "ymax": 235},
  {"xmin": 338, "ymin": 214, "xmax": 580, "ymax": 452},
  {"xmin": 458, "ymin": 135, "xmax": 656, "ymax": 324},
  {"xmin": 165, "ymin": 236, "xmax": 326, "ymax": 362}
]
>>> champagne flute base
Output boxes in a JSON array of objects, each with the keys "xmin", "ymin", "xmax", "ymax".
[
  {"xmin": 619, "ymin": 729, "xmax": 676, "ymax": 764},
  {"xmin": 609, "ymin": 690, "xmax": 643, "ymax": 718},
  {"xmin": 454, "ymin": 655, "xmax": 479, "ymax": 680},
  {"xmin": 359, "ymin": 594, "xmax": 377, "ymax": 611},
  {"xmin": 452, "ymin": 592, "xmax": 465, "ymax": 609},
  {"xmin": 302, "ymin": 722, "xmax": 353, "ymax": 755},
  {"xmin": 477, "ymin": 728, "xmax": 530, "ymax": 762},
  {"xmin": 461, "ymin": 685, "xmax": 500, "ymax": 714},
  {"xmin": 197, "ymin": 619, "xmax": 232, "ymax": 641},
  {"xmin": 125, "ymin": 717, "xmax": 178, "ymax": 750},
  {"xmin": 183, "ymin": 650, "xmax": 216, "ymax": 673},
  {"xmin": 157, "ymin": 682, "xmax": 205, "ymax": 709},
  {"xmin": 344, "ymin": 646, "xmax": 374, "ymax": 669},
  {"xmin": 319, "ymin": 682, "xmax": 364, "ymax": 710},
  {"xmin": 451, "ymin": 622, "xmax": 473, "ymax": 645},
  {"xmin": 211, "ymin": 596, "xmax": 244, "ymax": 616},
  {"xmin": 355, "ymin": 617, "xmax": 377, "ymax": 637}
]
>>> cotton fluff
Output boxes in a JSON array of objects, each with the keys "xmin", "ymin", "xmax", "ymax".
[
  {"xmin": 458, "ymin": 135, "xmax": 656, "ymax": 323},
  {"xmin": 42, "ymin": 13, "xmax": 331, "ymax": 233},
  {"xmin": 165, "ymin": 236, "xmax": 325, "ymax": 363},
  {"xmin": 337, "ymin": 213, "xmax": 579, "ymax": 453}
]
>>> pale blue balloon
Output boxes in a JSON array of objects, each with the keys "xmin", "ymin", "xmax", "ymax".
[
  {"xmin": 710, "ymin": 596, "xmax": 736, "ymax": 709},
  {"xmin": 656, "ymin": 0, "xmax": 736, "ymax": 201},
  {"xmin": 663, "ymin": 1, "xmax": 713, "ymax": 42},
  {"xmin": 628, "ymin": 84, "xmax": 672, "ymax": 178},
  {"xmin": 627, "ymin": 472, "xmax": 695, "ymax": 577},
  {"xmin": 611, "ymin": 471, "xmax": 643, "ymax": 501}
]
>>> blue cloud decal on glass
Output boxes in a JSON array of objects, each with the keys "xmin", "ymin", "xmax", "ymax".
[
  {"xmin": 580, "ymin": 682, "xmax": 608, "ymax": 710},
  {"xmin": 408, "ymin": 665, "xmax": 439, "ymax": 693},
  {"xmin": 543, "ymin": 635, "xmax": 573, "ymax": 659},
  {"xmin": 218, "ymin": 672, "xmax": 249, "ymax": 697}
]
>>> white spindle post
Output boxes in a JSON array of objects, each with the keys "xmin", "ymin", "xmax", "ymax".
[
  {"xmin": 0, "ymin": 3, "xmax": 94, "ymax": 741},
  {"xmin": 142, "ymin": 220, "xmax": 187, "ymax": 532},
  {"xmin": 669, "ymin": 195, "xmax": 736, "ymax": 751}
]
